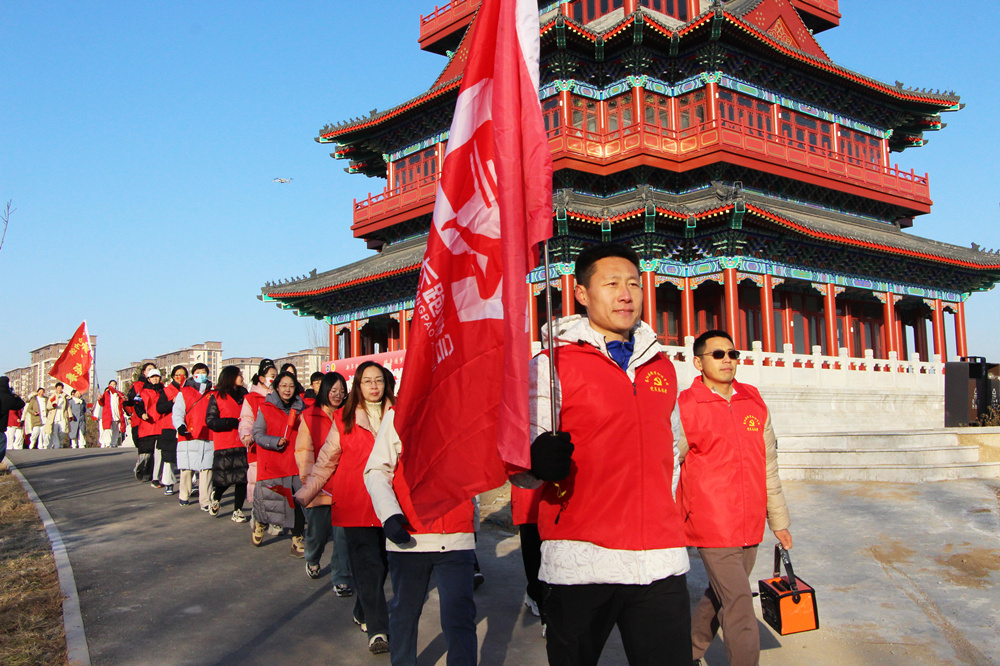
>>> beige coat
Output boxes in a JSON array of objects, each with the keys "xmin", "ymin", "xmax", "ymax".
[{"xmin": 294, "ymin": 408, "xmax": 343, "ymax": 508}]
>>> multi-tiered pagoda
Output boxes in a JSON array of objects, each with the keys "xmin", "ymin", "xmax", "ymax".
[{"xmin": 262, "ymin": 0, "xmax": 1000, "ymax": 366}]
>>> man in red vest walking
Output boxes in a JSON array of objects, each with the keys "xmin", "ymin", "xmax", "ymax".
[
  {"xmin": 678, "ymin": 329, "xmax": 792, "ymax": 666},
  {"xmin": 523, "ymin": 242, "xmax": 692, "ymax": 666}
]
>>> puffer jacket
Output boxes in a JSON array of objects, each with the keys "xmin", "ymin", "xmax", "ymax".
[{"xmin": 293, "ymin": 405, "xmax": 342, "ymax": 508}]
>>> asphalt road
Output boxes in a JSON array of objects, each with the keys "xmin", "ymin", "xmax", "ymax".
[{"xmin": 9, "ymin": 448, "xmax": 1000, "ymax": 665}]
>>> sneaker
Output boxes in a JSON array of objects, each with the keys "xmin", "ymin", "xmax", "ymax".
[
  {"xmin": 200, "ymin": 504, "xmax": 211, "ymax": 512},
  {"xmin": 231, "ymin": 509, "xmax": 249, "ymax": 523},
  {"xmin": 290, "ymin": 536, "xmax": 305, "ymax": 558},
  {"xmin": 133, "ymin": 464, "xmax": 143, "ymax": 481},
  {"xmin": 368, "ymin": 634, "xmax": 389, "ymax": 655},
  {"xmin": 178, "ymin": 499, "xmax": 192, "ymax": 507},
  {"xmin": 163, "ymin": 485, "xmax": 175, "ymax": 496},
  {"xmin": 306, "ymin": 562, "xmax": 321, "ymax": 579},
  {"xmin": 209, "ymin": 500, "xmax": 220, "ymax": 516},
  {"xmin": 151, "ymin": 481, "xmax": 164, "ymax": 489},
  {"xmin": 251, "ymin": 520, "xmax": 266, "ymax": 547},
  {"xmin": 334, "ymin": 584, "xmax": 353, "ymax": 597},
  {"xmin": 267, "ymin": 523, "xmax": 283, "ymax": 536},
  {"xmin": 474, "ymin": 571, "xmax": 485, "ymax": 590},
  {"xmin": 523, "ymin": 593, "xmax": 540, "ymax": 617},
  {"xmin": 353, "ymin": 616, "xmax": 367, "ymax": 633}
]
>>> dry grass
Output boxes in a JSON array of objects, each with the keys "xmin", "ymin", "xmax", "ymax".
[{"xmin": 0, "ymin": 465, "xmax": 67, "ymax": 666}]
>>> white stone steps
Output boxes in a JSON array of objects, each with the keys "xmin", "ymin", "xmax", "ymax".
[
  {"xmin": 780, "ymin": 461, "xmax": 1000, "ymax": 483},
  {"xmin": 779, "ymin": 445, "xmax": 980, "ymax": 467}
]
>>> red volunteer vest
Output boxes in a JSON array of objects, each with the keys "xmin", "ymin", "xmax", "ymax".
[
  {"xmin": 511, "ymin": 485, "xmax": 542, "ymax": 526},
  {"xmin": 329, "ymin": 409, "xmax": 380, "ymax": 528},
  {"xmin": 126, "ymin": 379, "xmax": 145, "ymax": 427},
  {"xmin": 211, "ymin": 393, "xmax": 243, "ymax": 451},
  {"xmin": 178, "ymin": 386, "xmax": 211, "ymax": 442},
  {"xmin": 537, "ymin": 343, "xmax": 686, "ymax": 550},
  {"xmin": 8, "ymin": 409, "xmax": 22, "ymax": 428},
  {"xmin": 244, "ymin": 391, "xmax": 267, "ymax": 463},
  {"xmin": 300, "ymin": 405, "xmax": 338, "ymax": 499},
  {"xmin": 99, "ymin": 390, "xmax": 124, "ymax": 430},
  {"xmin": 137, "ymin": 386, "xmax": 168, "ymax": 439},
  {"xmin": 256, "ymin": 401, "xmax": 301, "ymax": 482},
  {"xmin": 678, "ymin": 377, "xmax": 769, "ymax": 548}
]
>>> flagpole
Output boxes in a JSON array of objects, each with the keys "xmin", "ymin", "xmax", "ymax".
[{"xmin": 543, "ymin": 240, "xmax": 557, "ymax": 431}]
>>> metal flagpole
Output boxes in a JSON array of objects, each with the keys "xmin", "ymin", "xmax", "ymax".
[{"xmin": 543, "ymin": 240, "xmax": 557, "ymax": 431}]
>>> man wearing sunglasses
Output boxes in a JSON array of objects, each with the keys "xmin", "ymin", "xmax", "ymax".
[{"xmin": 678, "ymin": 330, "xmax": 792, "ymax": 666}]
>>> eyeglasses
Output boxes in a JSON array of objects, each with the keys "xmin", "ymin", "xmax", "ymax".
[
  {"xmin": 329, "ymin": 388, "xmax": 346, "ymax": 396},
  {"xmin": 361, "ymin": 378, "xmax": 385, "ymax": 387},
  {"xmin": 699, "ymin": 349, "xmax": 740, "ymax": 360}
]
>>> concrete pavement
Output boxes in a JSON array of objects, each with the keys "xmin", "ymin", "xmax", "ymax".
[{"xmin": 8, "ymin": 447, "xmax": 1000, "ymax": 665}]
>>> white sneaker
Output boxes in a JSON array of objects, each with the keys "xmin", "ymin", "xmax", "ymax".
[
  {"xmin": 267, "ymin": 523, "xmax": 283, "ymax": 536},
  {"xmin": 523, "ymin": 593, "xmax": 540, "ymax": 617},
  {"xmin": 368, "ymin": 634, "xmax": 389, "ymax": 655}
]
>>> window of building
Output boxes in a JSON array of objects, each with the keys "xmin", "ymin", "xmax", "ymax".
[
  {"xmin": 606, "ymin": 93, "xmax": 634, "ymax": 133},
  {"xmin": 639, "ymin": 0, "xmax": 688, "ymax": 21},
  {"xmin": 839, "ymin": 129, "xmax": 883, "ymax": 167},
  {"xmin": 678, "ymin": 90, "xmax": 708, "ymax": 135},
  {"xmin": 569, "ymin": 96, "xmax": 599, "ymax": 137},
  {"xmin": 393, "ymin": 148, "xmax": 437, "ymax": 192},
  {"xmin": 779, "ymin": 109, "xmax": 832, "ymax": 154},
  {"xmin": 717, "ymin": 90, "xmax": 772, "ymax": 138},
  {"xmin": 542, "ymin": 97, "xmax": 561, "ymax": 134},
  {"xmin": 570, "ymin": 0, "xmax": 625, "ymax": 24},
  {"xmin": 643, "ymin": 92, "xmax": 672, "ymax": 132}
]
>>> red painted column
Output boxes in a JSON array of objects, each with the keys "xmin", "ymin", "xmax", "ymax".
[
  {"xmin": 624, "ymin": 0, "xmax": 638, "ymax": 13},
  {"xmin": 931, "ymin": 299, "xmax": 946, "ymax": 361},
  {"xmin": 956, "ymin": 300, "xmax": 969, "ymax": 358},
  {"xmin": 561, "ymin": 274, "xmax": 576, "ymax": 317},
  {"xmin": 781, "ymin": 292, "xmax": 794, "ymax": 351},
  {"xmin": 350, "ymin": 320, "xmax": 360, "ymax": 359},
  {"xmin": 760, "ymin": 275, "xmax": 776, "ymax": 352},
  {"xmin": 388, "ymin": 317, "xmax": 399, "ymax": 353},
  {"xmin": 560, "ymin": 89, "xmax": 572, "ymax": 128},
  {"xmin": 399, "ymin": 310, "xmax": 410, "ymax": 351},
  {"xmin": 528, "ymin": 283, "xmax": 539, "ymax": 345},
  {"xmin": 882, "ymin": 292, "xmax": 896, "ymax": 358},
  {"xmin": 328, "ymin": 323, "xmax": 335, "ymax": 361},
  {"xmin": 824, "ymin": 284, "xmax": 839, "ymax": 355},
  {"xmin": 896, "ymin": 318, "xmax": 906, "ymax": 360},
  {"xmin": 642, "ymin": 270, "xmax": 656, "ymax": 329},
  {"xmin": 561, "ymin": 1, "xmax": 573, "ymax": 16},
  {"xmin": 843, "ymin": 301, "xmax": 856, "ymax": 357},
  {"xmin": 914, "ymin": 312, "xmax": 929, "ymax": 362},
  {"xmin": 681, "ymin": 278, "xmax": 695, "ymax": 342},
  {"xmin": 723, "ymin": 268, "xmax": 740, "ymax": 349}
]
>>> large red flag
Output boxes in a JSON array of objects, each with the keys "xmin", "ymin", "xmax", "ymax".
[
  {"xmin": 394, "ymin": 0, "xmax": 553, "ymax": 521},
  {"xmin": 48, "ymin": 321, "xmax": 94, "ymax": 395}
]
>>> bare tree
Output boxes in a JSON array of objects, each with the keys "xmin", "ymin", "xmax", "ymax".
[{"xmin": 0, "ymin": 200, "xmax": 13, "ymax": 254}]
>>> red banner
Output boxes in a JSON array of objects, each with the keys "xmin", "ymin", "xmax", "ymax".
[
  {"xmin": 321, "ymin": 350, "xmax": 406, "ymax": 388},
  {"xmin": 393, "ymin": 0, "xmax": 553, "ymax": 521},
  {"xmin": 48, "ymin": 321, "xmax": 93, "ymax": 395}
]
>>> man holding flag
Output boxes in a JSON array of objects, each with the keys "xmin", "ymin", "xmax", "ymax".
[{"xmin": 363, "ymin": 0, "xmax": 552, "ymax": 660}]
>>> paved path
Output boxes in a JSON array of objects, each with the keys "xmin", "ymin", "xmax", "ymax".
[{"xmin": 8, "ymin": 448, "xmax": 1000, "ymax": 665}]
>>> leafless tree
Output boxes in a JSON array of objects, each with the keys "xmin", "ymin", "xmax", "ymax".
[{"xmin": 0, "ymin": 200, "xmax": 13, "ymax": 254}]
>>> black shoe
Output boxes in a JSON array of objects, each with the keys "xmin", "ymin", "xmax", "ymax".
[{"xmin": 473, "ymin": 572, "xmax": 485, "ymax": 590}]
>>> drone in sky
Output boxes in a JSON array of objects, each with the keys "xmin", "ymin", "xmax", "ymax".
[{"xmin": 273, "ymin": 177, "xmax": 293, "ymax": 184}]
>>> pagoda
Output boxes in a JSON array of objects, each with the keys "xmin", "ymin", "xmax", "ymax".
[{"xmin": 261, "ymin": 0, "xmax": 1000, "ymax": 367}]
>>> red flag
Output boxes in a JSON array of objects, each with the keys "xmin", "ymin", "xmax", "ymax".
[
  {"xmin": 394, "ymin": 0, "xmax": 553, "ymax": 521},
  {"xmin": 48, "ymin": 321, "xmax": 93, "ymax": 395}
]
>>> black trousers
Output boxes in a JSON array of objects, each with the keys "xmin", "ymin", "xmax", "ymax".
[
  {"xmin": 212, "ymin": 482, "xmax": 247, "ymax": 511},
  {"xmin": 544, "ymin": 574, "xmax": 691, "ymax": 666},
  {"xmin": 519, "ymin": 524, "xmax": 545, "ymax": 618},
  {"xmin": 343, "ymin": 526, "xmax": 389, "ymax": 637}
]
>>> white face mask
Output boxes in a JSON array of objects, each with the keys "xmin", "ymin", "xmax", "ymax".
[
  {"xmin": 264, "ymin": 376, "xmax": 274, "ymax": 388},
  {"xmin": 194, "ymin": 374, "xmax": 208, "ymax": 384}
]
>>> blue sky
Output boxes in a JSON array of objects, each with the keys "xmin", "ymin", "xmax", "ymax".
[{"xmin": 3, "ymin": 0, "xmax": 999, "ymax": 385}]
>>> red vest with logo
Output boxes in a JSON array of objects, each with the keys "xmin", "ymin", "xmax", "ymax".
[
  {"xmin": 211, "ymin": 393, "xmax": 243, "ymax": 451},
  {"xmin": 244, "ymin": 391, "xmax": 267, "ymax": 463},
  {"xmin": 678, "ymin": 377, "xmax": 769, "ymax": 548},
  {"xmin": 137, "ymin": 386, "xmax": 168, "ymax": 439},
  {"xmin": 178, "ymin": 386, "xmax": 211, "ymax": 441},
  {"xmin": 256, "ymin": 401, "xmax": 301, "ymax": 481},
  {"xmin": 329, "ymin": 409, "xmax": 381, "ymax": 528},
  {"xmin": 537, "ymin": 343, "xmax": 686, "ymax": 550}
]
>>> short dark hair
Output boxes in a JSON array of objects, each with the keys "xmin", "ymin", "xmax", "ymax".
[
  {"xmin": 191, "ymin": 363, "xmax": 209, "ymax": 374},
  {"xmin": 314, "ymin": 372, "xmax": 348, "ymax": 410},
  {"xmin": 54, "ymin": 382, "xmax": 64, "ymax": 389},
  {"xmin": 310, "ymin": 371, "xmax": 325, "ymax": 384},
  {"xmin": 693, "ymin": 329, "xmax": 734, "ymax": 356},
  {"xmin": 171, "ymin": 365, "xmax": 188, "ymax": 378},
  {"xmin": 574, "ymin": 243, "xmax": 641, "ymax": 287},
  {"xmin": 216, "ymin": 365, "xmax": 242, "ymax": 398}
]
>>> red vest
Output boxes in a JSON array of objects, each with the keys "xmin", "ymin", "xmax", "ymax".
[
  {"xmin": 537, "ymin": 344, "xmax": 686, "ymax": 551},
  {"xmin": 99, "ymin": 389, "xmax": 124, "ymax": 430},
  {"xmin": 256, "ymin": 401, "xmax": 301, "ymax": 481},
  {"xmin": 329, "ymin": 409, "xmax": 380, "ymax": 528},
  {"xmin": 178, "ymin": 386, "xmax": 211, "ymax": 441},
  {"xmin": 211, "ymin": 394, "xmax": 243, "ymax": 451},
  {"xmin": 244, "ymin": 391, "xmax": 267, "ymax": 463},
  {"xmin": 511, "ymin": 485, "xmax": 543, "ymax": 526},
  {"xmin": 8, "ymin": 409, "xmax": 22, "ymax": 428},
  {"xmin": 301, "ymin": 405, "xmax": 337, "ymax": 498},
  {"xmin": 137, "ymin": 386, "xmax": 168, "ymax": 439},
  {"xmin": 126, "ymin": 378, "xmax": 146, "ymax": 427},
  {"xmin": 678, "ymin": 377, "xmax": 769, "ymax": 548}
]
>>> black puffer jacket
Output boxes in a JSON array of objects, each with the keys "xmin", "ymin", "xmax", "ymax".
[{"xmin": 0, "ymin": 377, "xmax": 26, "ymax": 432}]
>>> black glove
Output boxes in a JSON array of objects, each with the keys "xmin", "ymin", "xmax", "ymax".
[
  {"xmin": 530, "ymin": 431, "xmax": 574, "ymax": 481},
  {"xmin": 177, "ymin": 424, "xmax": 190, "ymax": 438},
  {"xmin": 382, "ymin": 514, "xmax": 412, "ymax": 546},
  {"xmin": 224, "ymin": 418, "xmax": 239, "ymax": 430}
]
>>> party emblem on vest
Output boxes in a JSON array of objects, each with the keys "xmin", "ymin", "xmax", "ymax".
[
  {"xmin": 744, "ymin": 414, "xmax": 762, "ymax": 432},
  {"xmin": 643, "ymin": 370, "xmax": 671, "ymax": 394}
]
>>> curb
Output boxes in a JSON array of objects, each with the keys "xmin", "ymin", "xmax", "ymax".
[{"xmin": 6, "ymin": 461, "xmax": 91, "ymax": 666}]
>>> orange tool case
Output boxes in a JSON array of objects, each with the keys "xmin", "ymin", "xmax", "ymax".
[{"xmin": 758, "ymin": 544, "xmax": 819, "ymax": 635}]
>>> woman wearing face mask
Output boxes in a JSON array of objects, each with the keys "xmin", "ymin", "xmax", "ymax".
[
  {"xmin": 173, "ymin": 363, "xmax": 215, "ymax": 511},
  {"xmin": 252, "ymin": 371, "xmax": 306, "ymax": 555},
  {"xmin": 126, "ymin": 362, "xmax": 157, "ymax": 460},
  {"xmin": 134, "ymin": 369, "xmax": 168, "ymax": 483},
  {"xmin": 241, "ymin": 359, "xmax": 277, "ymax": 517},
  {"xmin": 153, "ymin": 365, "xmax": 188, "ymax": 494},
  {"xmin": 205, "ymin": 366, "xmax": 249, "ymax": 518},
  {"xmin": 296, "ymin": 361, "xmax": 394, "ymax": 655},
  {"xmin": 294, "ymin": 372, "xmax": 354, "ymax": 594}
]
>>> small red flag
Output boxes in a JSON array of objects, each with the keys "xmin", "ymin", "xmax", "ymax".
[
  {"xmin": 394, "ymin": 0, "xmax": 553, "ymax": 522},
  {"xmin": 48, "ymin": 321, "xmax": 94, "ymax": 395}
]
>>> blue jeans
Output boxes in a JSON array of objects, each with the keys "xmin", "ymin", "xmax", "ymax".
[
  {"xmin": 303, "ymin": 506, "xmax": 352, "ymax": 587},
  {"xmin": 387, "ymin": 549, "xmax": 477, "ymax": 666}
]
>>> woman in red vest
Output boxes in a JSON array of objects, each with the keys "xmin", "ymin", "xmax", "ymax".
[
  {"xmin": 294, "ymin": 372, "xmax": 354, "ymax": 595},
  {"xmin": 134, "ymin": 369, "xmax": 168, "ymax": 483},
  {"xmin": 205, "ymin": 366, "xmax": 249, "ymax": 519},
  {"xmin": 252, "ymin": 371, "xmax": 306, "ymax": 555},
  {"xmin": 296, "ymin": 361, "xmax": 394, "ymax": 655},
  {"xmin": 240, "ymin": 359, "xmax": 276, "ymax": 516}
]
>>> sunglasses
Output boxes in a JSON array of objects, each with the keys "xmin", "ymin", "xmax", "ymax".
[{"xmin": 699, "ymin": 349, "xmax": 741, "ymax": 360}]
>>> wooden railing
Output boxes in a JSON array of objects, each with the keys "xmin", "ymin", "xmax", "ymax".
[{"xmin": 353, "ymin": 174, "xmax": 439, "ymax": 225}]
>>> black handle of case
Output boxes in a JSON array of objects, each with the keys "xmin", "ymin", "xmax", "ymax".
[{"xmin": 773, "ymin": 544, "xmax": 802, "ymax": 603}]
